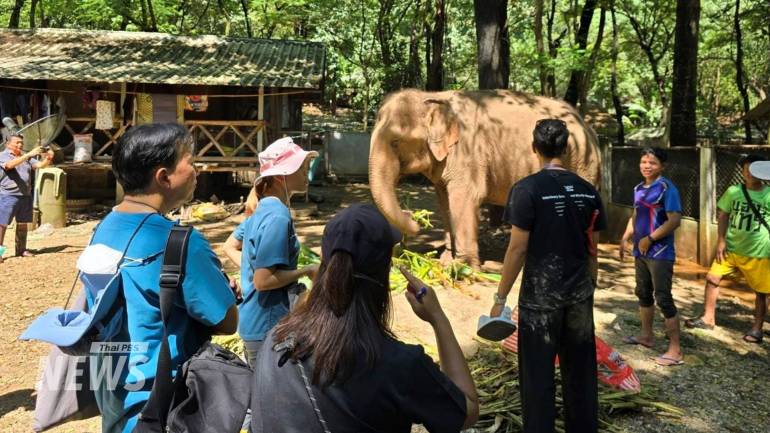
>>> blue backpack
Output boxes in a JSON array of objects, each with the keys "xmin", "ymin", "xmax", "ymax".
[{"xmin": 20, "ymin": 214, "xmax": 156, "ymax": 355}]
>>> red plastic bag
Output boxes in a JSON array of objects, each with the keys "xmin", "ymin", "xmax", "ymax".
[{"xmin": 501, "ymin": 310, "xmax": 640, "ymax": 392}]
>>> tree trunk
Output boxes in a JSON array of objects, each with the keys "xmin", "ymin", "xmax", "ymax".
[
  {"xmin": 147, "ymin": 0, "xmax": 159, "ymax": 31},
  {"xmin": 474, "ymin": 0, "xmax": 509, "ymax": 89},
  {"xmin": 29, "ymin": 0, "xmax": 38, "ymax": 27},
  {"xmin": 669, "ymin": 0, "xmax": 700, "ymax": 147},
  {"xmin": 578, "ymin": 6, "xmax": 606, "ymax": 111},
  {"xmin": 39, "ymin": 0, "xmax": 47, "ymax": 26},
  {"xmin": 8, "ymin": 0, "xmax": 25, "ymax": 28},
  {"xmin": 564, "ymin": 0, "xmax": 598, "ymax": 106},
  {"xmin": 626, "ymin": 15, "xmax": 670, "ymax": 107},
  {"xmin": 377, "ymin": 1, "xmax": 403, "ymax": 93},
  {"xmin": 405, "ymin": 0, "xmax": 423, "ymax": 88},
  {"xmin": 139, "ymin": 0, "xmax": 148, "ymax": 30},
  {"xmin": 241, "ymin": 0, "xmax": 253, "ymax": 37},
  {"xmin": 534, "ymin": 0, "xmax": 547, "ymax": 94},
  {"xmin": 545, "ymin": 0, "xmax": 558, "ymax": 95},
  {"xmin": 426, "ymin": 0, "xmax": 446, "ymax": 91},
  {"xmin": 734, "ymin": 0, "xmax": 752, "ymax": 143},
  {"xmin": 610, "ymin": 1, "xmax": 625, "ymax": 146}
]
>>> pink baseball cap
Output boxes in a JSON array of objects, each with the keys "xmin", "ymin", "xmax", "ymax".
[{"xmin": 257, "ymin": 137, "xmax": 318, "ymax": 180}]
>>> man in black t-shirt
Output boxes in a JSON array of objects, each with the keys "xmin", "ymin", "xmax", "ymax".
[{"xmin": 488, "ymin": 119, "xmax": 606, "ymax": 433}]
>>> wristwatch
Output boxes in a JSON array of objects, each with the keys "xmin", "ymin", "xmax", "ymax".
[{"xmin": 493, "ymin": 292, "xmax": 507, "ymax": 306}]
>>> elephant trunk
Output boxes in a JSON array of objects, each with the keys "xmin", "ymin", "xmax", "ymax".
[{"xmin": 369, "ymin": 131, "xmax": 421, "ymax": 236}]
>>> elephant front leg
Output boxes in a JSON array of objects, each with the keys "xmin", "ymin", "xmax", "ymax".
[
  {"xmin": 447, "ymin": 187, "xmax": 481, "ymax": 268},
  {"xmin": 435, "ymin": 184, "xmax": 455, "ymax": 265}
]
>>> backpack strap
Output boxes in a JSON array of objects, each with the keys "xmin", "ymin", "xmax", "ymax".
[
  {"xmin": 138, "ymin": 224, "xmax": 193, "ymax": 429},
  {"xmin": 63, "ymin": 213, "xmax": 153, "ymax": 309},
  {"xmin": 741, "ymin": 184, "xmax": 770, "ymax": 236}
]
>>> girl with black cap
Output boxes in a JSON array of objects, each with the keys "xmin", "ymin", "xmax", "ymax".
[{"xmin": 249, "ymin": 203, "xmax": 479, "ymax": 433}]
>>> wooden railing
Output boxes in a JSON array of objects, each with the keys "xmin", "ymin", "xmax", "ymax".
[
  {"xmin": 186, "ymin": 120, "xmax": 265, "ymax": 162},
  {"xmin": 63, "ymin": 117, "xmax": 131, "ymax": 158},
  {"xmin": 60, "ymin": 118, "xmax": 265, "ymax": 167}
]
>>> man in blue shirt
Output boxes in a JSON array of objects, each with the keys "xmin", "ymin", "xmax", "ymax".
[
  {"xmin": 92, "ymin": 123, "xmax": 238, "ymax": 433},
  {"xmin": 0, "ymin": 134, "xmax": 54, "ymax": 262},
  {"xmin": 620, "ymin": 147, "xmax": 683, "ymax": 367}
]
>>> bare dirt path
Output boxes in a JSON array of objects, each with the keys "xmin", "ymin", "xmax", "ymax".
[{"xmin": 1, "ymin": 184, "xmax": 767, "ymax": 432}]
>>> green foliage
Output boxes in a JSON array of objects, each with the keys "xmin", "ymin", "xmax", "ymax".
[{"xmin": 0, "ymin": 0, "xmax": 767, "ymax": 141}]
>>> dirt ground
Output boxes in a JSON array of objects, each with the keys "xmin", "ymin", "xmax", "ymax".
[{"xmin": 1, "ymin": 183, "xmax": 768, "ymax": 433}]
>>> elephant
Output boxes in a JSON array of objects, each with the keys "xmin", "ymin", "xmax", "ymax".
[{"xmin": 368, "ymin": 89, "xmax": 601, "ymax": 267}]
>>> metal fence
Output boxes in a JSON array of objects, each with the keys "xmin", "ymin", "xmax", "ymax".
[
  {"xmin": 611, "ymin": 147, "xmax": 700, "ymax": 218},
  {"xmin": 714, "ymin": 146, "xmax": 770, "ymax": 205},
  {"xmin": 610, "ymin": 145, "xmax": 770, "ymax": 222}
]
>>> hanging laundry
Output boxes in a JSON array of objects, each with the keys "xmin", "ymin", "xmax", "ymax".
[
  {"xmin": 82, "ymin": 89, "xmax": 100, "ymax": 110},
  {"xmin": 152, "ymin": 94, "xmax": 177, "ymax": 123},
  {"xmin": 184, "ymin": 95, "xmax": 208, "ymax": 112},
  {"xmin": 95, "ymin": 100, "xmax": 115, "ymax": 130},
  {"xmin": 135, "ymin": 93, "xmax": 153, "ymax": 125}
]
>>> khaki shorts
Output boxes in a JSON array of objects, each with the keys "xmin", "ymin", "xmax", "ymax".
[{"xmin": 709, "ymin": 253, "xmax": 770, "ymax": 294}]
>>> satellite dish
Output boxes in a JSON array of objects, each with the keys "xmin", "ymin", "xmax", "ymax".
[{"xmin": 17, "ymin": 113, "xmax": 67, "ymax": 152}]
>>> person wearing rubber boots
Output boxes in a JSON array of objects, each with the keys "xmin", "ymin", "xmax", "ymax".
[
  {"xmin": 488, "ymin": 119, "xmax": 606, "ymax": 433},
  {"xmin": 0, "ymin": 133, "xmax": 54, "ymax": 263}
]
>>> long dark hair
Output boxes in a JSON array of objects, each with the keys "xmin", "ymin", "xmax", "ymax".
[{"xmin": 273, "ymin": 251, "xmax": 393, "ymax": 387}]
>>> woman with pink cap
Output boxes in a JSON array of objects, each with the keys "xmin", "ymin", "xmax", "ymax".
[{"xmin": 223, "ymin": 137, "xmax": 319, "ymax": 366}]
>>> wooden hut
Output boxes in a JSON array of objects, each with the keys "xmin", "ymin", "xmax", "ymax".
[
  {"xmin": 744, "ymin": 98, "xmax": 770, "ymax": 145},
  {"xmin": 0, "ymin": 28, "xmax": 325, "ymax": 200}
]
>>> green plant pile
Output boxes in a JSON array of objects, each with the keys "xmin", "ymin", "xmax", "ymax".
[
  {"xmin": 469, "ymin": 345, "xmax": 683, "ymax": 433},
  {"xmin": 299, "ymin": 243, "xmax": 501, "ymax": 293}
]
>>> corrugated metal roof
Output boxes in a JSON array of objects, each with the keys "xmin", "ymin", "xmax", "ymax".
[{"xmin": 0, "ymin": 28, "xmax": 325, "ymax": 89}]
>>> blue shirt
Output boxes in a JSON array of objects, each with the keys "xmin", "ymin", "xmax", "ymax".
[
  {"xmin": 90, "ymin": 211, "xmax": 235, "ymax": 433},
  {"xmin": 234, "ymin": 197, "xmax": 300, "ymax": 341},
  {"xmin": 0, "ymin": 149, "xmax": 39, "ymax": 196},
  {"xmin": 633, "ymin": 177, "xmax": 682, "ymax": 261}
]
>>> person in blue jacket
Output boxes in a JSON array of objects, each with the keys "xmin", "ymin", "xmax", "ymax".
[{"xmin": 223, "ymin": 137, "xmax": 319, "ymax": 366}]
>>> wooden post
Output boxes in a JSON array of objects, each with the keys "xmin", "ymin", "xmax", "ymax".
[
  {"xmin": 698, "ymin": 145, "xmax": 716, "ymax": 266},
  {"xmin": 599, "ymin": 140, "xmax": 612, "ymax": 244},
  {"xmin": 258, "ymin": 86, "xmax": 264, "ymax": 152}
]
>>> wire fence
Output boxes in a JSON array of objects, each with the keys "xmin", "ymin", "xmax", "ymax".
[
  {"xmin": 714, "ymin": 146, "xmax": 770, "ymax": 203},
  {"xmin": 610, "ymin": 145, "xmax": 770, "ymax": 221},
  {"xmin": 611, "ymin": 147, "xmax": 700, "ymax": 218}
]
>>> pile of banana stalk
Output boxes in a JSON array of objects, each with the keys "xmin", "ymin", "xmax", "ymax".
[{"xmin": 467, "ymin": 344, "xmax": 683, "ymax": 433}]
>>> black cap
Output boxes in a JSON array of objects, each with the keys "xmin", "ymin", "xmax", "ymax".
[{"xmin": 321, "ymin": 204, "xmax": 402, "ymax": 278}]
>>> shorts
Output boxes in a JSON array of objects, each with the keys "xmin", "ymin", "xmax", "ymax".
[
  {"xmin": 0, "ymin": 194, "xmax": 32, "ymax": 226},
  {"xmin": 709, "ymin": 253, "xmax": 770, "ymax": 294}
]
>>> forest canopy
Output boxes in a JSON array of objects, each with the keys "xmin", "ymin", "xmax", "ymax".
[{"xmin": 1, "ymin": 0, "xmax": 768, "ymax": 142}]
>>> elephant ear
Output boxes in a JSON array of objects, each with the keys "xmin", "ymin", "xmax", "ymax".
[{"xmin": 424, "ymin": 99, "xmax": 460, "ymax": 162}]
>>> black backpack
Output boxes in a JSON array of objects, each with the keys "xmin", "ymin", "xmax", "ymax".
[{"xmin": 133, "ymin": 225, "xmax": 252, "ymax": 433}]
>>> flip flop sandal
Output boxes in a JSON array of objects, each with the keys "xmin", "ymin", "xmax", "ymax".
[
  {"xmin": 623, "ymin": 335, "xmax": 653, "ymax": 349},
  {"xmin": 684, "ymin": 317, "xmax": 715, "ymax": 330},
  {"xmin": 742, "ymin": 329, "xmax": 763, "ymax": 344},
  {"xmin": 654, "ymin": 355, "xmax": 684, "ymax": 366},
  {"xmin": 477, "ymin": 307, "xmax": 517, "ymax": 341}
]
